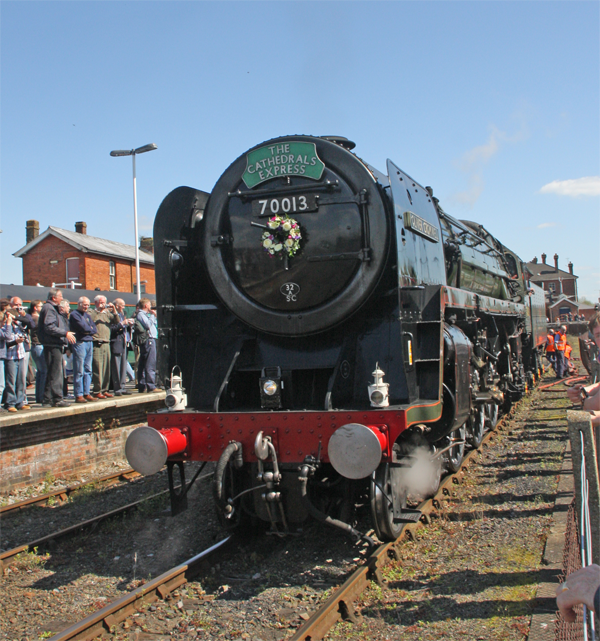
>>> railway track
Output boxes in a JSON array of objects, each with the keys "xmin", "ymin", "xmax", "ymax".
[
  {"xmin": 33, "ymin": 414, "xmax": 514, "ymax": 641},
  {"xmin": 50, "ymin": 537, "xmax": 231, "ymax": 641},
  {"xmin": 0, "ymin": 468, "xmax": 141, "ymax": 515},
  {"xmin": 0, "ymin": 471, "xmax": 215, "ymax": 572},
  {"xmin": 2, "ymin": 374, "xmax": 583, "ymax": 640}
]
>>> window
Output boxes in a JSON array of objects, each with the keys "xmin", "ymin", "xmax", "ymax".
[
  {"xmin": 133, "ymin": 282, "xmax": 146, "ymax": 295},
  {"xmin": 66, "ymin": 258, "xmax": 80, "ymax": 286},
  {"xmin": 548, "ymin": 283, "xmax": 555, "ymax": 292},
  {"xmin": 109, "ymin": 261, "xmax": 116, "ymax": 290}
]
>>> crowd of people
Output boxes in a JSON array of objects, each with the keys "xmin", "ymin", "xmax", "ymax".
[{"xmin": 0, "ymin": 290, "xmax": 159, "ymax": 411}]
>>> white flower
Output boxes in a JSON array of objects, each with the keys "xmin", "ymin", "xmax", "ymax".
[
  {"xmin": 285, "ymin": 238, "xmax": 294, "ymax": 247},
  {"xmin": 274, "ymin": 243, "xmax": 283, "ymax": 252},
  {"xmin": 263, "ymin": 238, "xmax": 273, "ymax": 248},
  {"xmin": 268, "ymin": 219, "xmax": 279, "ymax": 229},
  {"xmin": 282, "ymin": 222, "xmax": 291, "ymax": 231}
]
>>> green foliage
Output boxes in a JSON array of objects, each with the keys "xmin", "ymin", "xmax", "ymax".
[{"xmin": 14, "ymin": 546, "xmax": 50, "ymax": 570}]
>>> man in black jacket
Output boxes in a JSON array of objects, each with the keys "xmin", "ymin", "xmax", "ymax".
[
  {"xmin": 37, "ymin": 289, "xmax": 76, "ymax": 408},
  {"xmin": 109, "ymin": 298, "xmax": 133, "ymax": 396}
]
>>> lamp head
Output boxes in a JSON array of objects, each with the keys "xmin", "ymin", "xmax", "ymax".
[{"xmin": 134, "ymin": 143, "xmax": 158, "ymax": 154}]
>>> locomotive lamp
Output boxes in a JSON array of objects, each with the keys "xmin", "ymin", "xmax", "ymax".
[
  {"xmin": 165, "ymin": 366, "xmax": 187, "ymax": 412},
  {"xmin": 259, "ymin": 366, "xmax": 283, "ymax": 409},
  {"xmin": 368, "ymin": 363, "xmax": 389, "ymax": 407}
]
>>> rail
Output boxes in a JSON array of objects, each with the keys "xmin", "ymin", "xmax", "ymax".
[
  {"xmin": 0, "ymin": 468, "xmax": 140, "ymax": 515},
  {"xmin": 50, "ymin": 537, "xmax": 231, "ymax": 641}
]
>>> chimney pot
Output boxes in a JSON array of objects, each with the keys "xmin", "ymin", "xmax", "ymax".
[
  {"xmin": 139, "ymin": 237, "xmax": 154, "ymax": 255},
  {"xmin": 554, "ymin": 253, "xmax": 559, "ymax": 272},
  {"xmin": 75, "ymin": 221, "xmax": 87, "ymax": 235},
  {"xmin": 541, "ymin": 253, "xmax": 547, "ymax": 264},
  {"xmin": 532, "ymin": 257, "xmax": 538, "ymax": 264},
  {"xmin": 26, "ymin": 220, "xmax": 40, "ymax": 244},
  {"xmin": 568, "ymin": 261, "xmax": 573, "ymax": 275}
]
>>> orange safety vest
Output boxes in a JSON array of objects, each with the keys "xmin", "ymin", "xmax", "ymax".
[
  {"xmin": 546, "ymin": 334, "xmax": 555, "ymax": 352},
  {"xmin": 565, "ymin": 344, "xmax": 572, "ymax": 359},
  {"xmin": 555, "ymin": 333, "xmax": 567, "ymax": 351}
]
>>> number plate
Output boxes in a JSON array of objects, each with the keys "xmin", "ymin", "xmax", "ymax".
[{"xmin": 252, "ymin": 194, "xmax": 318, "ymax": 217}]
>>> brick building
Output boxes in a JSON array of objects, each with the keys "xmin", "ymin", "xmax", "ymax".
[
  {"xmin": 526, "ymin": 253, "xmax": 578, "ymax": 301},
  {"xmin": 525, "ymin": 253, "xmax": 581, "ymax": 322},
  {"xmin": 13, "ymin": 220, "xmax": 155, "ymax": 295}
]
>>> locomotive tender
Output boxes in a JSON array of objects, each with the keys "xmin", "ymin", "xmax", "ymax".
[{"xmin": 125, "ymin": 135, "xmax": 546, "ymax": 542}]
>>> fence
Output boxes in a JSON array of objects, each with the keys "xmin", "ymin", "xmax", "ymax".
[{"xmin": 555, "ymin": 411, "xmax": 599, "ymax": 640}]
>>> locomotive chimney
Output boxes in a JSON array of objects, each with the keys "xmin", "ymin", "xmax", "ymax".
[
  {"xmin": 568, "ymin": 261, "xmax": 574, "ymax": 275},
  {"xmin": 541, "ymin": 253, "xmax": 547, "ymax": 264},
  {"xmin": 75, "ymin": 221, "xmax": 87, "ymax": 235},
  {"xmin": 26, "ymin": 220, "xmax": 40, "ymax": 244},
  {"xmin": 554, "ymin": 253, "xmax": 559, "ymax": 272}
]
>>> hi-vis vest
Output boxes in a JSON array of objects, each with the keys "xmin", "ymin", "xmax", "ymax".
[
  {"xmin": 555, "ymin": 333, "xmax": 567, "ymax": 351},
  {"xmin": 546, "ymin": 334, "xmax": 555, "ymax": 352}
]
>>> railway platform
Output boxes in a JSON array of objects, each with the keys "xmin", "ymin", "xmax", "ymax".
[{"xmin": 1, "ymin": 386, "xmax": 166, "ymax": 492}]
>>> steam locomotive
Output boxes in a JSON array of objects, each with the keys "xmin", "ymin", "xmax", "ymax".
[{"xmin": 125, "ymin": 135, "xmax": 546, "ymax": 542}]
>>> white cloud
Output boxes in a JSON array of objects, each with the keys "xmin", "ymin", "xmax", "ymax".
[
  {"xmin": 458, "ymin": 128, "xmax": 501, "ymax": 173},
  {"xmin": 449, "ymin": 114, "xmax": 529, "ymax": 208},
  {"xmin": 537, "ymin": 222, "xmax": 557, "ymax": 229},
  {"xmin": 539, "ymin": 176, "xmax": 600, "ymax": 198}
]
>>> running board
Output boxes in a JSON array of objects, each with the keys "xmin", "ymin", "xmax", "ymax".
[{"xmin": 393, "ymin": 509, "xmax": 422, "ymax": 523}]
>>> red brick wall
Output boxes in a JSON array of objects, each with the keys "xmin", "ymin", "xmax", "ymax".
[
  {"xmin": 22, "ymin": 235, "xmax": 83, "ymax": 287},
  {"xmin": 549, "ymin": 298, "xmax": 578, "ymax": 323},
  {"xmin": 0, "ymin": 425, "xmax": 137, "ymax": 491},
  {"xmin": 22, "ymin": 234, "xmax": 155, "ymax": 293},
  {"xmin": 538, "ymin": 277, "xmax": 577, "ymax": 299},
  {"xmin": 140, "ymin": 264, "xmax": 156, "ymax": 295}
]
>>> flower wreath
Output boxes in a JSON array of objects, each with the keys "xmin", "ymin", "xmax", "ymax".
[{"xmin": 261, "ymin": 215, "xmax": 302, "ymax": 259}]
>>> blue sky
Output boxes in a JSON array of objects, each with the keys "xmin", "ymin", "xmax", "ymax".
[{"xmin": 2, "ymin": 1, "xmax": 599, "ymax": 302}]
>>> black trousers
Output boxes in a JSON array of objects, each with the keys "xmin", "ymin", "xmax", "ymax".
[
  {"xmin": 111, "ymin": 348, "xmax": 128, "ymax": 393},
  {"xmin": 43, "ymin": 345, "xmax": 64, "ymax": 404},
  {"xmin": 137, "ymin": 339, "xmax": 157, "ymax": 391}
]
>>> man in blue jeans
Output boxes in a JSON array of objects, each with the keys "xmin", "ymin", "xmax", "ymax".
[
  {"xmin": 69, "ymin": 296, "xmax": 98, "ymax": 403},
  {"xmin": 9, "ymin": 296, "xmax": 36, "ymax": 407}
]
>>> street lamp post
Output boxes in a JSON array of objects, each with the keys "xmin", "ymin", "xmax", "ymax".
[{"xmin": 110, "ymin": 143, "xmax": 157, "ymax": 300}]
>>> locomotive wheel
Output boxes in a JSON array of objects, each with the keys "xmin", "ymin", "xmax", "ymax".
[
  {"xmin": 466, "ymin": 406, "xmax": 486, "ymax": 449},
  {"xmin": 370, "ymin": 461, "xmax": 407, "ymax": 542},
  {"xmin": 446, "ymin": 424, "xmax": 466, "ymax": 473}
]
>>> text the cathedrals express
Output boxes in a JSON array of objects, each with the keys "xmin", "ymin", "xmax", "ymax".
[{"xmin": 242, "ymin": 142, "xmax": 325, "ymax": 188}]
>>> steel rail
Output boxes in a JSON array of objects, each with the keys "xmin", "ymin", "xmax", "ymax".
[
  {"xmin": 0, "ymin": 472, "xmax": 215, "ymax": 572},
  {"xmin": 50, "ymin": 536, "xmax": 231, "ymax": 641},
  {"xmin": 290, "ymin": 409, "xmax": 516, "ymax": 641},
  {"xmin": 0, "ymin": 468, "xmax": 141, "ymax": 515}
]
